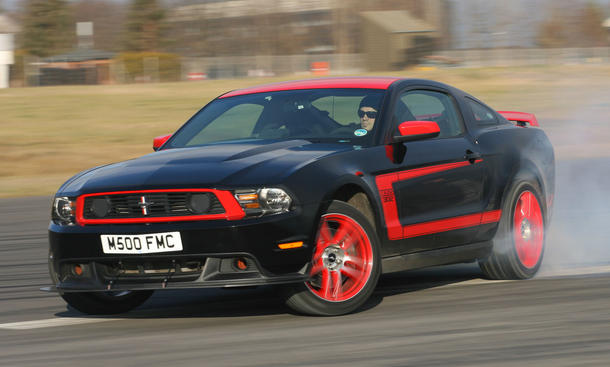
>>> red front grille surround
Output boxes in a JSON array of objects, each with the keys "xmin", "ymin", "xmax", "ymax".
[{"xmin": 76, "ymin": 189, "xmax": 245, "ymax": 225}]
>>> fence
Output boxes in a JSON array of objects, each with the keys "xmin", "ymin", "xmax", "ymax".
[
  {"xmin": 179, "ymin": 53, "xmax": 364, "ymax": 80},
  {"xmin": 435, "ymin": 47, "xmax": 610, "ymax": 68},
  {"xmin": 9, "ymin": 48, "xmax": 610, "ymax": 86}
]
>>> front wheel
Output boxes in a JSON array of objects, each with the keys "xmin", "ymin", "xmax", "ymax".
[
  {"xmin": 61, "ymin": 290, "xmax": 154, "ymax": 315},
  {"xmin": 479, "ymin": 181, "xmax": 546, "ymax": 279},
  {"xmin": 285, "ymin": 200, "xmax": 381, "ymax": 316}
]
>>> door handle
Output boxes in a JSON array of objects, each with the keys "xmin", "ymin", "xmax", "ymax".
[{"xmin": 464, "ymin": 150, "xmax": 481, "ymax": 164}]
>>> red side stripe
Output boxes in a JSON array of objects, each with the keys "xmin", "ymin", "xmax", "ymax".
[
  {"xmin": 375, "ymin": 160, "xmax": 500, "ymax": 240},
  {"xmin": 397, "ymin": 161, "xmax": 471, "ymax": 181},
  {"xmin": 481, "ymin": 209, "xmax": 502, "ymax": 224},
  {"xmin": 403, "ymin": 212, "xmax": 493, "ymax": 239},
  {"xmin": 375, "ymin": 172, "xmax": 403, "ymax": 240}
]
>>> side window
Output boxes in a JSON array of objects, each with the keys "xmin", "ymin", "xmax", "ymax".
[
  {"xmin": 467, "ymin": 98, "xmax": 498, "ymax": 126},
  {"xmin": 185, "ymin": 103, "xmax": 263, "ymax": 146},
  {"xmin": 398, "ymin": 90, "xmax": 464, "ymax": 138},
  {"xmin": 311, "ymin": 96, "xmax": 363, "ymax": 126}
]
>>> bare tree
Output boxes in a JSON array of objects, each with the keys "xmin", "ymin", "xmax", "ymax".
[
  {"xmin": 537, "ymin": 1, "xmax": 607, "ymax": 48},
  {"xmin": 577, "ymin": 2, "xmax": 607, "ymax": 47},
  {"xmin": 123, "ymin": 0, "xmax": 166, "ymax": 52}
]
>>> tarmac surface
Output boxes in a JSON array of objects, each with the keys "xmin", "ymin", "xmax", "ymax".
[{"xmin": 0, "ymin": 158, "xmax": 609, "ymax": 366}]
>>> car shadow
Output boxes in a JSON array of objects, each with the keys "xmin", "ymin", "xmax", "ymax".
[{"xmin": 53, "ymin": 263, "xmax": 486, "ymax": 319}]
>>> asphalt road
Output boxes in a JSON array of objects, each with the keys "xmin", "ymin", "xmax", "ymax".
[{"xmin": 0, "ymin": 158, "xmax": 609, "ymax": 366}]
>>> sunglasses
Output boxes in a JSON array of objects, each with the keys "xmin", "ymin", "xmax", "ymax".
[{"xmin": 358, "ymin": 110, "xmax": 378, "ymax": 119}]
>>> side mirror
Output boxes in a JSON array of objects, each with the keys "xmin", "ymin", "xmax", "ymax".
[
  {"xmin": 393, "ymin": 121, "xmax": 440, "ymax": 143},
  {"xmin": 153, "ymin": 134, "xmax": 172, "ymax": 151}
]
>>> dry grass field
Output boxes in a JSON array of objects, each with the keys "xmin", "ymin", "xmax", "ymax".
[{"xmin": 1, "ymin": 64, "xmax": 609, "ymax": 198}]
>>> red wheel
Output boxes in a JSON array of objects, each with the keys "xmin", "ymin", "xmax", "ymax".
[
  {"xmin": 479, "ymin": 181, "xmax": 546, "ymax": 280},
  {"xmin": 284, "ymin": 200, "xmax": 380, "ymax": 315},
  {"xmin": 513, "ymin": 191, "xmax": 544, "ymax": 269},
  {"xmin": 306, "ymin": 213, "xmax": 374, "ymax": 302}
]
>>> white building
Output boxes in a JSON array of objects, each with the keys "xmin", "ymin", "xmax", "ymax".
[{"xmin": 0, "ymin": 14, "xmax": 19, "ymax": 88}]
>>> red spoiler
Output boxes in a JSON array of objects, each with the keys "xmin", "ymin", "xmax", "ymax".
[{"xmin": 497, "ymin": 111, "xmax": 539, "ymax": 127}]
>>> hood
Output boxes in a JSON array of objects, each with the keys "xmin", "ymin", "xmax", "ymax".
[{"xmin": 59, "ymin": 139, "xmax": 352, "ymax": 195}]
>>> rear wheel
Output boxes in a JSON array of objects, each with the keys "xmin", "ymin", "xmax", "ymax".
[
  {"xmin": 61, "ymin": 290, "xmax": 154, "ymax": 315},
  {"xmin": 285, "ymin": 200, "xmax": 380, "ymax": 316},
  {"xmin": 480, "ymin": 181, "xmax": 545, "ymax": 279}
]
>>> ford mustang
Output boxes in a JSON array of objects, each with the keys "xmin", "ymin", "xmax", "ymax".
[{"xmin": 47, "ymin": 77, "xmax": 555, "ymax": 316}]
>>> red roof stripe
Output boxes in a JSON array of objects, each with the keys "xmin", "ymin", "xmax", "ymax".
[{"xmin": 219, "ymin": 77, "xmax": 402, "ymax": 98}]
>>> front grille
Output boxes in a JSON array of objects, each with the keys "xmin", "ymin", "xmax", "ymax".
[{"xmin": 82, "ymin": 192, "xmax": 225, "ymax": 219}]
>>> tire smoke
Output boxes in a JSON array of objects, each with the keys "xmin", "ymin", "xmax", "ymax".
[{"xmin": 539, "ymin": 94, "xmax": 610, "ymax": 276}]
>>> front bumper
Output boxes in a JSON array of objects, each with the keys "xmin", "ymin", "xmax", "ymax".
[{"xmin": 48, "ymin": 204, "xmax": 319, "ymax": 292}]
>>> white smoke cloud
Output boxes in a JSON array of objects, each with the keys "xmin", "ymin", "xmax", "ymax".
[{"xmin": 539, "ymin": 91, "xmax": 610, "ymax": 276}]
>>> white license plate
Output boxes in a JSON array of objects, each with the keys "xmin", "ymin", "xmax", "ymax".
[{"xmin": 101, "ymin": 232, "xmax": 183, "ymax": 254}]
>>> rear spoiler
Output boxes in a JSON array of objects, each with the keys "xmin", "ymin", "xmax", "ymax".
[{"xmin": 497, "ymin": 111, "xmax": 539, "ymax": 127}]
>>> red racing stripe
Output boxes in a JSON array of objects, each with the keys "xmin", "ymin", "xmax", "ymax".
[
  {"xmin": 375, "ymin": 160, "xmax": 499, "ymax": 240},
  {"xmin": 403, "ymin": 212, "xmax": 486, "ymax": 238}
]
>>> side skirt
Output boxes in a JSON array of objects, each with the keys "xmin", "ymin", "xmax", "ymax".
[{"xmin": 381, "ymin": 241, "xmax": 492, "ymax": 274}]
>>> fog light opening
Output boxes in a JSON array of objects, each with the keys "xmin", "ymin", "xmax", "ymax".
[
  {"xmin": 234, "ymin": 258, "xmax": 248, "ymax": 271},
  {"xmin": 73, "ymin": 264, "xmax": 83, "ymax": 276}
]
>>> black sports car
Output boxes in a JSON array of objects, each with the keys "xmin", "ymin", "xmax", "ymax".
[{"xmin": 47, "ymin": 77, "xmax": 554, "ymax": 316}]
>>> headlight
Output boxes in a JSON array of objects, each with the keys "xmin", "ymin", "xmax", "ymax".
[
  {"xmin": 235, "ymin": 188, "xmax": 293, "ymax": 217},
  {"xmin": 52, "ymin": 196, "xmax": 76, "ymax": 225}
]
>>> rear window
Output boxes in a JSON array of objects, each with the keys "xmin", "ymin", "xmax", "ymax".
[{"xmin": 467, "ymin": 98, "xmax": 498, "ymax": 126}]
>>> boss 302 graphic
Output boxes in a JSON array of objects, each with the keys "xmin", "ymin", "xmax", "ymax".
[{"xmin": 47, "ymin": 77, "xmax": 554, "ymax": 316}]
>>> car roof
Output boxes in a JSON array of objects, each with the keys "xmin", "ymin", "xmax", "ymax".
[{"xmin": 219, "ymin": 77, "xmax": 403, "ymax": 98}]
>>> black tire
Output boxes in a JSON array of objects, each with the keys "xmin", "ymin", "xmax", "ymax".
[
  {"xmin": 61, "ymin": 290, "xmax": 154, "ymax": 315},
  {"xmin": 284, "ymin": 200, "xmax": 381, "ymax": 316},
  {"xmin": 479, "ymin": 180, "xmax": 546, "ymax": 279}
]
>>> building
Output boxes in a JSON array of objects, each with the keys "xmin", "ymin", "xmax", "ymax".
[
  {"xmin": 167, "ymin": 0, "xmax": 446, "ymax": 74},
  {"xmin": 0, "ymin": 13, "xmax": 19, "ymax": 88},
  {"xmin": 167, "ymin": 0, "xmax": 335, "ymax": 57},
  {"xmin": 360, "ymin": 11, "xmax": 437, "ymax": 70},
  {"xmin": 40, "ymin": 48, "xmax": 115, "ymax": 85}
]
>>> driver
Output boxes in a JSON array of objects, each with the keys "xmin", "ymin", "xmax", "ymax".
[{"xmin": 358, "ymin": 95, "xmax": 380, "ymax": 131}]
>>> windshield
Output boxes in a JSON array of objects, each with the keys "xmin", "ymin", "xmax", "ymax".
[{"xmin": 166, "ymin": 88, "xmax": 386, "ymax": 148}]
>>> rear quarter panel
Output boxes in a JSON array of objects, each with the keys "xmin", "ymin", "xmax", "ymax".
[{"xmin": 475, "ymin": 124, "xmax": 555, "ymax": 241}]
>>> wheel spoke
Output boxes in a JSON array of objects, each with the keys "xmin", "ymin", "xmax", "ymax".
[
  {"xmin": 320, "ymin": 268, "xmax": 331, "ymax": 298},
  {"xmin": 310, "ymin": 259, "xmax": 324, "ymax": 276},
  {"xmin": 341, "ymin": 265, "xmax": 361, "ymax": 281},
  {"xmin": 523, "ymin": 193, "xmax": 531, "ymax": 217},
  {"xmin": 312, "ymin": 245, "xmax": 325, "ymax": 264},
  {"xmin": 331, "ymin": 221, "xmax": 350, "ymax": 245},
  {"xmin": 319, "ymin": 221, "xmax": 333, "ymax": 244},
  {"xmin": 340, "ymin": 234, "xmax": 357, "ymax": 251},
  {"xmin": 344, "ymin": 255, "xmax": 364, "ymax": 269},
  {"xmin": 331, "ymin": 270, "xmax": 342, "ymax": 299}
]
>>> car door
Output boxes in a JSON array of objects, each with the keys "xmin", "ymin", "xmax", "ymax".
[{"xmin": 375, "ymin": 87, "xmax": 489, "ymax": 254}]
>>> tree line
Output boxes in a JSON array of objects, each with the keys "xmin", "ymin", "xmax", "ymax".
[
  {"xmin": 4, "ymin": 0, "xmax": 610, "ymax": 59},
  {"xmin": 15, "ymin": 0, "xmax": 165, "ymax": 58}
]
